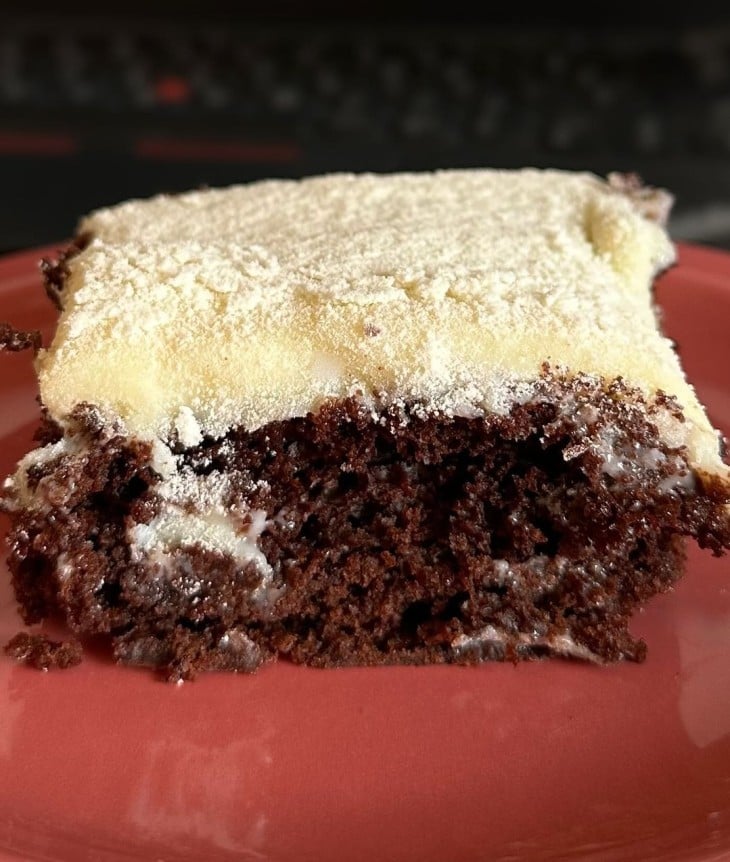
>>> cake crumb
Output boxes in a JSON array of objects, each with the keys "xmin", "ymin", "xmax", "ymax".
[
  {"xmin": 4, "ymin": 631, "xmax": 83, "ymax": 670},
  {"xmin": 0, "ymin": 322, "xmax": 41, "ymax": 353}
]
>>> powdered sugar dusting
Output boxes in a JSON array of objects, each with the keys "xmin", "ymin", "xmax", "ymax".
[{"xmin": 31, "ymin": 168, "xmax": 728, "ymax": 478}]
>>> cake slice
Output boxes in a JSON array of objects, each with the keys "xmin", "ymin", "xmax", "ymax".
[{"xmin": 3, "ymin": 169, "xmax": 729, "ymax": 680}]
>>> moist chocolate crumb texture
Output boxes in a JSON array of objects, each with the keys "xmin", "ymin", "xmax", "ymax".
[
  {"xmin": 4, "ymin": 632, "xmax": 83, "ymax": 671},
  {"xmin": 2, "ymin": 169, "xmax": 729, "ymax": 680}
]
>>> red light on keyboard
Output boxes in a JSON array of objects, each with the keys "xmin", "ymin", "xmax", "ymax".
[{"xmin": 153, "ymin": 75, "xmax": 192, "ymax": 105}]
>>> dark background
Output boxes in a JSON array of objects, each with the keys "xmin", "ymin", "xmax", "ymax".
[{"xmin": 2, "ymin": 1, "xmax": 730, "ymax": 253}]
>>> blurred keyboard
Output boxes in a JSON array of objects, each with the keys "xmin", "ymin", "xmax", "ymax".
[{"xmin": 2, "ymin": 14, "xmax": 730, "ymax": 250}]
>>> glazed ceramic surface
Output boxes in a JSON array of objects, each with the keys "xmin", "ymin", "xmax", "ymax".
[{"xmin": 1, "ymin": 243, "xmax": 729, "ymax": 862}]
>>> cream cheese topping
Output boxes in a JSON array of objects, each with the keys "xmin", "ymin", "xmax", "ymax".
[{"xmin": 34, "ymin": 168, "xmax": 727, "ymax": 477}]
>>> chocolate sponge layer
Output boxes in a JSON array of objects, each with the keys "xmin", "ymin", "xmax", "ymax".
[{"xmin": 5, "ymin": 376, "xmax": 729, "ymax": 681}]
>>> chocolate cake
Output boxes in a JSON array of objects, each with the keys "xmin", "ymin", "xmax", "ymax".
[{"xmin": 3, "ymin": 169, "xmax": 729, "ymax": 680}]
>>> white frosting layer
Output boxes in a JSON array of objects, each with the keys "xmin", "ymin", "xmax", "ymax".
[{"xmin": 35, "ymin": 169, "xmax": 726, "ymax": 477}]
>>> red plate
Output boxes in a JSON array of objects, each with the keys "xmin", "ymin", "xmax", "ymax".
[{"xmin": 1, "ymin": 243, "xmax": 730, "ymax": 862}]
